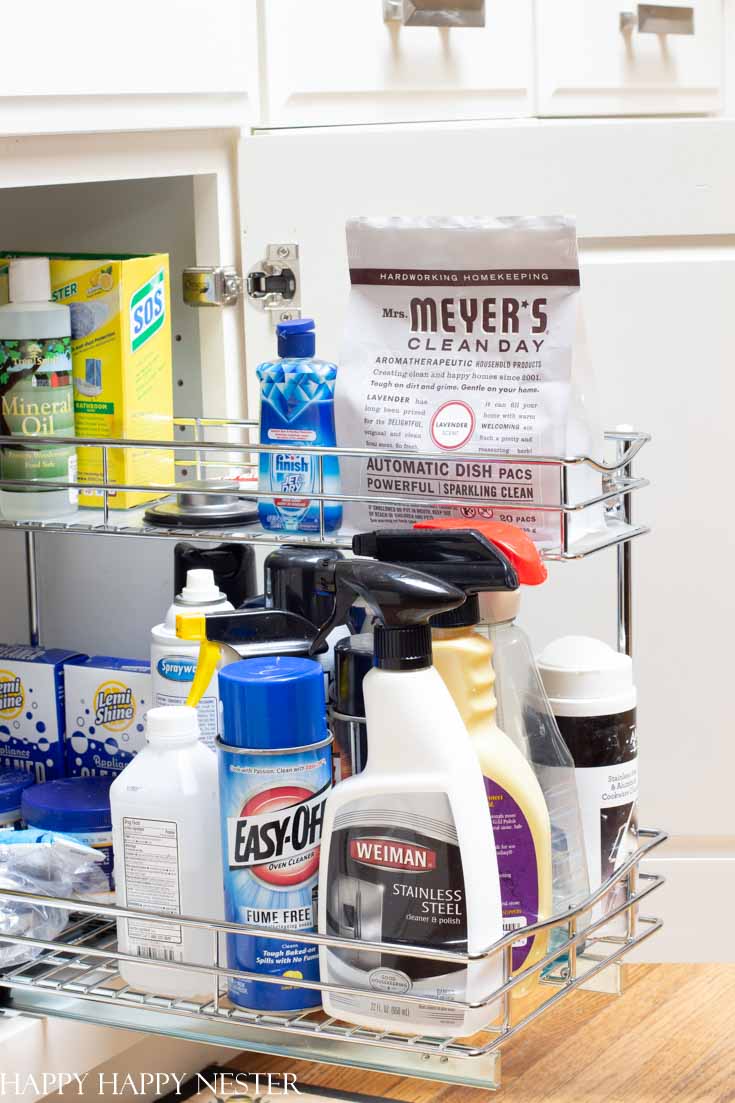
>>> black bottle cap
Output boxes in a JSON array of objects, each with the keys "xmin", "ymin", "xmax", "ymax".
[
  {"xmin": 265, "ymin": 545, "xmax": 345, "ymax": 628},
  {"xmin": 374, "ymin": 624, "xmax": 432, "ymax": 672},
  {"xmin": 431, "ymin": 593, "xmax": 481, "ymax": 629},
  {"xmin": 174, "ymin": 542, "xmax": 257, "ymax": 608},
  {"xmin": 334, "ymin": 633, "xmax": 374, "ymax": 717}
]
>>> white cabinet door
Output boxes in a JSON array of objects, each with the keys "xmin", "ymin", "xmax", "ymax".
[
  {"xmin": 240, "ymin": 119, "xmax": 735, "ymax": 958},
  {"xmin": 536, "ymin": 0, "xmax": 722, "ymax": 116},
  {"xmin": 258, "ymin": 0, "xmax": 533, "ymax": 126},
  {"xmin": 0, "ymin": 1, "xmax": 258, "ymax": 136}
]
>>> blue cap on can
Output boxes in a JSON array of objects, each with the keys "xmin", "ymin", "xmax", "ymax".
[
  {"xmin": 277, "ymin": 317, "xmax": 315, "ymax": 359},
  {"xmin": 218, "ymin": 656, "xmax": 327, "ymax": 750}
]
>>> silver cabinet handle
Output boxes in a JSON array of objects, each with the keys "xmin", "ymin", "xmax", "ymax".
[
  {"xmin": 383, "ymin": 0, "xmax": 485, "ymax": 28},
  {"xmin": 620, "ymin": 4, "xmax": 695, "ymax": 34}
]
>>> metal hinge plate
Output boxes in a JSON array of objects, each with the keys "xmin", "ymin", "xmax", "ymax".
[
  {"xmin": 182, "ymin": 245, "xmax": 301, "ymax": 321},
  {"xmin": 182, "ymin": 266, "xmax": 241, "ymax": 308},
  {"xmin": 246, "ymin": 243, "xmax": 301, "ymax": 320}
]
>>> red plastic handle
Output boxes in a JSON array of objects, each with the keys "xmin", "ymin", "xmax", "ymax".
[{"xmin": 414, "ymin": 518, "xmax": 547, "ymax": 586}]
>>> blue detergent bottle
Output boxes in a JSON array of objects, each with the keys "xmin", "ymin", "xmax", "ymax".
[{"xmin": 257, "ymin": 318, "xmax": 341, "ymax": 533}]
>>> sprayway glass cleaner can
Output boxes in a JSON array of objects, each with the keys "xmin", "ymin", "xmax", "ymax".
[{"xmin": 217, "ymin": 657, "xmax": 332, "ymax": 1011}]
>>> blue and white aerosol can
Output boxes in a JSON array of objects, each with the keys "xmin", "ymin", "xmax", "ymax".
[{"xmin": 217, "ymin": 656, "xmax": 332, "ymax": 1011}]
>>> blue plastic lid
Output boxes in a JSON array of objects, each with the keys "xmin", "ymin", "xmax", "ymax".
[
  {"xmin": 277, "ymin": 317, "xmax": 316, "ymax": 359},
  {"xmin": 21, "ymin": 776, "xmax": 113, "ymax": 833},
  {"xmin": 219, "ymin": 656, "xmax": 327, "ymax": 750},
  {"xmin": 0, "ymin": 770, "xmax": 36, "ymax": 815}
]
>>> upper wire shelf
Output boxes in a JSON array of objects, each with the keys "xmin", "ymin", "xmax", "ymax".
[{"xmin": 0, "ymin": 423, "xmax": 650, "ymax": 560}]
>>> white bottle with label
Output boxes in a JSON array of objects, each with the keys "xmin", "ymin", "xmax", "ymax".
[
  {"xmin": 151, "ymin": 568, "xmax": 234, "ymax": 749},
  {"xmin": 537, "ymin": 636, "xmax": 638, "ymax": 927},
  {"xmin": 313, "ymin": 559, "xmax": 504, "ymax": 1038},
  {"xmin": 110, "ymin": 705, "xmax": 223, "ymax": 999},
  {"xmin": 0, "ymin": 257, "xmax": 77, "ymax": 520}
]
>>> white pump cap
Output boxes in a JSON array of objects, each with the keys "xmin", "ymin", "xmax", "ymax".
[
  {"xmin": 537, "ymin": 636, "xmax": 636, "ymax": 718},
  {"xmin": 146, "ymin": 705, "xmax": 200, "ymax": 744},
  {"xmin": 154, "ymin": 568, "xmax": 234, "ymax": 640},
  {"xmin": 9, "ymin": 257, "xmax": 52, "ymax": 304},
  {"xmin": 179, "ymin": 568, "xmax": 226, "ymax": 605}
]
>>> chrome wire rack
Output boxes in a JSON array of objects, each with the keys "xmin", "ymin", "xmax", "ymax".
[
  {"xmin": 0, "ymin": 830, "xmax": 665, "ymax": 1092},
  {"xmin": 0, "ymin": 421, "xmax": 660, "ymax": 1090},
  {"xmin": 0, "ymin": 422, "xmax": 649, "ymax": 558},
  {"xmin": 0, "ymin": 422, "xmax": 649, "ymax": 650}
]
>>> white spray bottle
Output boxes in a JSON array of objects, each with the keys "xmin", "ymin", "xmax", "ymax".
[{"xmin": 310, "ymin": 558, "xmax": 504, "ymax": 1038}]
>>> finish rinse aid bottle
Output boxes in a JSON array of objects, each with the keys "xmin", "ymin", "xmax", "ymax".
[
  {"xmin": 257, "ymin": 317, "xmax": 341, "ymax": 534},
  {"xmin": 309, "ymin": 558, "xmax": 504, "ymax": 1038}
]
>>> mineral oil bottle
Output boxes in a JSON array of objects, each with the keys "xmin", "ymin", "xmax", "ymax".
[{"xmin": 0, "ymin": 257, "xmax": 77, "ymax": 520}]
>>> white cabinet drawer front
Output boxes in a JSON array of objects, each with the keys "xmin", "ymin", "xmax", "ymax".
[
  {"xmin": 259, "ymin": 0, "xmax": 533, "ymax": 126},
  {"xmin": 0, "ymin": 1, "xmax": 256, "ymax": 109},
  {"xmin": 536, "ymin": 0, "xmax": 722, "ymax": 117}
]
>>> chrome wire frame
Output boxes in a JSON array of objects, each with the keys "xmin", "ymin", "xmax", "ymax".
[
  {"xmin": 0, "ymin": 422, "xmax": 657, "ymax": 1088},
  {"xmin": 0, "ymin": 829, "xmax": 665, "ymax": 1067}
]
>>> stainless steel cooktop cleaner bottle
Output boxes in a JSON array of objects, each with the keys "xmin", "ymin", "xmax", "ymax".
[{"xmin": 310, "ymin": 558, "xmax": 504, "ymax": 1038}]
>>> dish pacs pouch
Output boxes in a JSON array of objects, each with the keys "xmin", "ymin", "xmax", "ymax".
[
  {"xmin": 257, "ymin": 317, "xmax": 341, "ymax": 533},
  {"xmin": 337, "ymin": 216, "xmax": 604, "ymax": 549}
]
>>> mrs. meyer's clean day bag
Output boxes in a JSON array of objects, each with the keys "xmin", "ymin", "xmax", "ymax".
[{"xmin": 337, "ymin": 216, "xmax": 603, "ymax": 547}]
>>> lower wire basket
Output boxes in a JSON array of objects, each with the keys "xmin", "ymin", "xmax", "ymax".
[{"xmin": 0, "ymin": 829, "xmax": 666, "ymax": 1092}]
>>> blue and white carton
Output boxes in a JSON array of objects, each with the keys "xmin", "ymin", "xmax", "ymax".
[
  {"xmin": 64, "ymin": 657, "xmax": 151, "ymax": 777},
  {"xmin": 0, "ymin": 645, "xmax": 87, "ymax": 782}
]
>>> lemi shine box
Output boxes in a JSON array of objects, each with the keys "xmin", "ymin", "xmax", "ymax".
[
  {"xmin": 64, "ymin": 657, "xmax": 152, "ymax": 778},
  {"xmin": 0, "ymin": 645, "xmax": 87, "ymax": 782}
]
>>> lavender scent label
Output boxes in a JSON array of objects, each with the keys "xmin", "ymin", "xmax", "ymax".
[{"xmin": 485, "ymin": 778, "xmax": 540, "ymax": 971}]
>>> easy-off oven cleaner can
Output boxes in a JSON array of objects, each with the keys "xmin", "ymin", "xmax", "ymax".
[{"xmin": 217, "ymin": 656, "xmax": 332, "ymax": 1011}]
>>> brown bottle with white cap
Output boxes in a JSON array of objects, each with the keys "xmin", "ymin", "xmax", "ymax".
[{"xmin": 537, "ymin": 636, "xmax": 638, "ymax": 924}]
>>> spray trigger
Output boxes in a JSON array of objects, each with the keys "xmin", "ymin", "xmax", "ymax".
[
  {"xmin": 175, "ymin": 614, "xmax": 222, "ymax": 708},
  {"xmin": 309, "ymin": 560, "xmax": 357, "ymax": 657}
]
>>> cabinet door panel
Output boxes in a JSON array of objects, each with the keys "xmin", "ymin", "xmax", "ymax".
[
  {"xmin": 259, "ymin": 0, "xmax": 532, "ymax": 126},
  {"xmin": 0, "ymin": 1, "xmax": 257, "ymax": 134},
  {"xmin": 536, "ymin": 0, "xmax": 722, "ymax": 116},
  {"xmin": 240, "ymin": 120, "xmax": 735, "ymax": 839}
]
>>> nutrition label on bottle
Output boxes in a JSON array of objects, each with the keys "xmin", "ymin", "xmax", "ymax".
[{"xmin": 122, "ymin": 817, "xmax": 183, "ymax": 955}]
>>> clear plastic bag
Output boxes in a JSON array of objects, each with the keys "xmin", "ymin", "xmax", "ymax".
[
  {"xmin": 485, "ymin": 622, "xmax": 590, "ymax": 917},
  {"xmin": 0, "ymin": 829, "xmax": 108, "ymax": 968}
]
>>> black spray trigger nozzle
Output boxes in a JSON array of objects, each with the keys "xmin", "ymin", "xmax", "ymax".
[
  {"xmin": 309, "ymin": 558, "xmax": 466, "ymax": 669},
  {"xmin": 352, "ymin": 528, "xmax": 519, "ymax": 595},
  {"xmin": 309, "ymin": 559, "xmax": 359, "ymax": 657}
]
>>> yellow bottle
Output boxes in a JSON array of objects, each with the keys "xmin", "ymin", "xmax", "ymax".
[{"xmin": 431, "ymin": 619, "xmax": 552, "ymax": 998}]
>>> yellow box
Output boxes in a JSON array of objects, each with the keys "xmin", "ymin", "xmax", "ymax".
[{"xmin": 0, "ymin": 254, "xmax": 174, "ymax": 509}]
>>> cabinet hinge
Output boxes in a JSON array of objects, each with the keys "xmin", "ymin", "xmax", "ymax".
[{"xmin": 182, "ymin": 245, "xmax": 301, "ymax": 322}]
